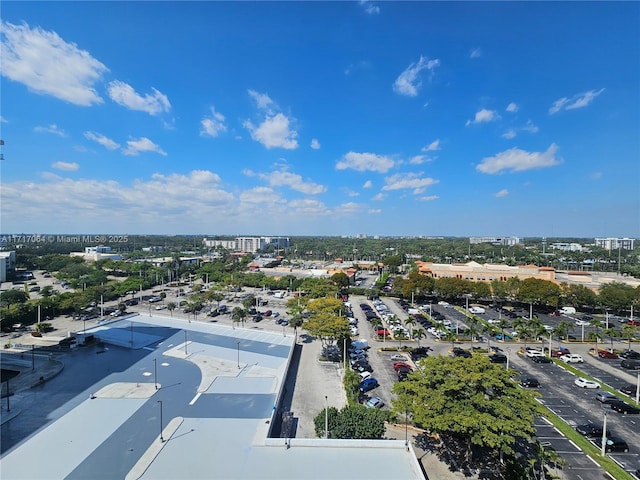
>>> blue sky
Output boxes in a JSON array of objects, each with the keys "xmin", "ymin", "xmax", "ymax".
[{"xmin": 1, "ymin": 1, "xmax": 638, "ymax": 238}]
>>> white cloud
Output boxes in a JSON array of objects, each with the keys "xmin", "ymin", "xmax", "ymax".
[
  {"xmin": 371, "ymin": 193, "xmax": 386, "ymax": 201},
  {"xmin": 363, "ymin": 180, "xmax": 373, "ymax": 189},
  {"xmin": 256, "ymin": 169, "xmax": 326, "ymax": 195},
  {"xmin": 549, "ymin": 88, "xmax": 605, "ymax": 114},
  {"xmin": 244, "ymin": 113, "xmax": 298, "ymax": 150},
  {"xmin": 466, "ymin": 108, "xmax": 500, "ymax": 126},
  {"xmin": 409, "ymin": 155, "xmax": 427, "ymax": 164},
  {"xmin": 0, "ymin": 21, "xmax": 107, "ymax": 106},
  {"xmin": 287, "ymin": 198, "xmax": 330, "ymax": 215},
  {"xmin": 470, "ymin": 48, "xmax": 482, "ymax": 58},
  {"xmin": 107, "ymin": 80, "xmax": 171, "ymax": 115},
  {"xmin": 421, "ymin": 139, "xmax": 440, "ymax": 152},
  {"xmin": 344, "ymin": 60, "xmax": 372, "ymax": 76},
  {"xmin": 359, "ymin": 0, "xmax": 380, "ymax": 15},
  {"xmin": 418, "ymin": 195, "xmax": 438, "ymax": 202},
  {"xmin": 382, "ymin": 173, "xmax": 438, "ymax": 194},
  {"xmin": 52, "ymin": 161, "xmax": 79, "ymax": 171},
  {"xmin": 248, "ymin": 89, "xmax": 274, "ymax": 110},
  {"xmin": 495, "ymin": 189, "xmax": 509, "ymax": 198},
  {"xmin": 310, "ymin": 138, "xmax": 321, "ymax": 150},
  {"xmin": 34, "ymin": 124, "xmax": 66, "ymax": 137},
  {"xmin": 522, "ymin": 120, "xmax": 539, "ymax": 133},
  {"xmin": 476, "ymin": 143, "xmax": 561, "ymax": 174},
  {"xmin": 393, "ymin": 56, "xmax": 440, "ymax": 97},
  {"xmin": 342, "ymin": 188, "xmax": 359, "ymax": 197},
  {"xmin": 590, "ymin": 172, "xmax": 603, "ymax": 181},
  {"xmin": 368, "ymin": 208, "xmax": 382, "ymax": 214},
  {"xmin": 502, "ymin": 129, "xmax": 517, "ymax": 139},
  {"xmin": 84, "ymin": 131, "xmax": 120, "ymax": 150},
  {"xmin": 200, "ymin": 106, "xmax": 227, "ymax": 138},
  {"xmin": 0, "ymin": 116, "xmax": 7, "ymax": 123},
  {"xmin": 336, "ymin": 151, "xmax": 395, "ymax": 173},
  {"xmin": 122, "ymin": 137, "xmax": 167, "ymax": 156},
  {"xmin": 239, "ymin": 186, "xmax": 285, "ymax": 205},
  {"xmin": 506, "ymin": 102, "xmax": 519, "ymax": 112}
]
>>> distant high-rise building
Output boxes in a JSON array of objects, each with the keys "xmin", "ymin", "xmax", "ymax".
[
  {"xmin": 594, "ymin": 237, "xmax": 635, "ymax": 251},
  {"xmin": 203, "ymin": 236, "xmax": 290, "ymax": 253},
  {"xmin": 469, "ymin": 236, "xmax": 521, "ymax": 246}
]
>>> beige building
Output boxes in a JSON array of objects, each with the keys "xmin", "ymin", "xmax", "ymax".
[{"xmin": 415, "ymin": 260, "xmax": 556, "ymax": 283}]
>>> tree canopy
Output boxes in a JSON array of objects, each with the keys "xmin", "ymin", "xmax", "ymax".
[
  {"xmin": 392, "ymin": 355, "xmax": 543, "ymax": 463},
  {"xmin": 313, "ymin": 404, "xmax": 390, "ymax": 439}
]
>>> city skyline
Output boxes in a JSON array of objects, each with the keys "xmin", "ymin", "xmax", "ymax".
[{"xmin": 1, "ymin": 2, "xmax": 638, "ymax": 238}]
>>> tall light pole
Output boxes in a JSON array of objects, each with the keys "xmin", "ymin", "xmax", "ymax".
[
  {"xmin": 600, "ymin": 409, "xmax": 607, "ymax": 456},
  {"xmin": 184, "ymin": 330, "xmax": 188, "ymax": 355},
  {"xmin": 636, "ymin": 371, "xmax": 639, "ymax": 405},
  {"xmin": 506, "ymin": 347, "xmax": 511, "ymax": 370},
  {"xmin": 154, "ymin": 358, "xmax": 158, "ymax": 390},
  {"xmin": 157, "ymin": 400, "xmax": 164, "ymax": 442},
  {"xmin": 324, "ymin": 396, "xmax": 329, "ymax": 439},
  {"xmin": 237, "ymin": 341, "xmax": 240, "ymax": 369}
]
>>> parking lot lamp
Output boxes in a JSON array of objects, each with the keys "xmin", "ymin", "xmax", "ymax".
[
  {"xmin": 506, "ymin": 347, "xmax": 511, "ymax": 370},
  {"xmin": 157, "ymin": 400, "xmax": 164, "ymax": 442},
  {"xmin": 601, "ymin": 409, "xmax": 608, "ymax": 456},
  {"xmin": 154, "ymin": 358, "xmax": 158, "ymax": 390},
  {"xmin": 237, "ymin": 341, "xmax": 240, "ymax": 369},
  {"xmin": 636, "ymin": 371, "xmax": 639, "ymax": 405},
  {"xmin": 324, "ymin": 396, "xmax": 328, "ymax": 439}
]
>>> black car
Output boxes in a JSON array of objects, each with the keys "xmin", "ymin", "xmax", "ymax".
[
  {"xmin": 620, "ymin": 359, "xmax": 640, "ymax": 370},
  {"xmin": 252, "ymin": 314, "xmax": 263, "ymax": 322},
  {"xmin": 489, "ymin": 353, "xmax": 508, "ymax": 364},
  {"xmin": 576, "ymin": 423, "xmax": 602, "ymax": 438},
  {"xmin": 575, "ymin": 423, "xmax": 604, "ymax": 438},
  {"xmin": 610, "ymin": 400, "xmax": 640, "ymax": 414},
  {"xmin": 531, "ymin": 355, "xmax": 552, "ymax": 364},
  {"xmin": 599, "ymin": 436, "xmax": 629, "ymax": 453},
  {"xmin": 520, "ymin": 377, "xmax": 541, "ymax": 388},
  {"xmin": 619, "ymin": 350, "xmax": 640, "ymax": 360},
  {"xmin": 620, "ymin": 384, "xmax": 638, "ymax": 396}
]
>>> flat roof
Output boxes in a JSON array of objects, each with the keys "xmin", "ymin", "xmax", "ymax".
[{"xmin": 1, "ymin": 315, "xmax": 423, "ymax": 480}]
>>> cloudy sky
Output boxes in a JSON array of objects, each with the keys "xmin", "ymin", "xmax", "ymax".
[{"xmin": 1, "ymin": 2, "xmax": 638, "ymax": 238}]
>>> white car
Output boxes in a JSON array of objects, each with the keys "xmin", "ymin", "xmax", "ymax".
[
  {"xmin": 574, "ymin": 377, "xmax": 600, "ymax": 389},
  {"xmin": 469, "ymin": 306, "xmax": 486, "ymax": 314},
  {"xmin": 390, "ymin": 354, "xmax": 406, "ymax": 361},
  {"xmin": 526, "ymin": 349, "xmax": 546, "ymax": 358},
  {"xmin": 575, "ymin": 320, "xmax": 589, "ymax": 326},
  {"xmin": 561, "ymin": 354, "xmax": 584, "ymax": 363}
]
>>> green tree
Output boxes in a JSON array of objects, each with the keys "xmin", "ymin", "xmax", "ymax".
[
  {"xmin": 166, "ymin": 302, "xmax": 176, "ymax": 317},
  {"xmin": 621, "ymin": 324, "xmax": 639, "ymax": 350},
  {"xmin": 588, "ymin": 318, "xmax": 603, "ymax": 353},
  {"xmin": 517, "ymin": 278, "xmax": 561, "ymax": 310},
  {"xmin": 232, "ymin": 307, "xmax": 246, "ymax": 328},
  {"xmin": 392, "ymin": 355, "xmax": 543, "ymax": 464},
  {"xmin": 330, "ymin": 272, "xmax": 351, "ymax": 289},
  {"xmin": 313, "ymin": 404, "xmax": 389, "ymax": 439},
  {"xmin": 598, "ymin": 282, "xmax": 636, "ymax": 313},
  {"xmin": 412, "ymin": 328, "xmax": 426, "ymax": 347},
  {"xmin": 553, "ymin": 320, "xmax": 574, "ymax": 342},
  {"xmin": 299, "ymin": 277, "xmax": 338, "ymax": 299}
]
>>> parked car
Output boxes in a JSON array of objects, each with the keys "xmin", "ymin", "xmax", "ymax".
[
  {"xmin": 489, "ymin": 353, "xmax": 508, "ymax": 364},
  {"xmin": 620, "ymin": 359, "xmax": 640, "ymax": 370},
  {"xmin": 548, "ymin": 348, "xmax": 570, "ymax": 358},
  {"xmin": 526, "ymin": 349, "xmax": 546, "ymax": 358},
  {"xmin": 599, "ymin": 436, "xmax": 629, "ymax": 453},
  {"xmin": 452, "ymin": 348, "xmax": 472, "ymax": 358},
  {"xmin": 393, "ymin": 362, "xmax": 412, "ymax": 371},
  {"xmin": 574, "ymin": 377, "xmax": 600, "ymax": 389},
  {"xmin": 390, "ymin": 354, "xmax": 406, "ymax": 361},
  {"xmin": 532, "ymin": 356, "xmax": 552, "ymax": 364},
  {"xmin": 520, "ymin": 377, "xmax": 541, "ymax": 388},
  {"xmin": 575, "ymin": 423, "xmax": 604, "ymax": 438},
  {"xmin": 560, "ymin": 354, "xmax": 584, "ymax": 363},
  {"xmin": 609, "ymin": 400, "xmax": 640, "ymax": 414},
  {"xmin": 619, "ymin": 384, "xmax": 637, "ymax": 396},
  {"xmin": 359, "ymin": 378, "xmax": 379, "ymax": 393},
  {"xmin": 619, "ymin": 350, "xmax": 640, "ymax": 359},
  {"xmin": 598, "ymin": 350, "xmax": 619, "ymax": 359},
  {"xmin": 365, "ymin": 397, "xmax": 384, "ymax": 409},
  {"xmin": 595, "ymin": 391, "xmax": 618, "ymax": 403}
]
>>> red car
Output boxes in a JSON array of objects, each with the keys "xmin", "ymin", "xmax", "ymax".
[
  {"xmin": 376, "ymin": 328, "xmax": 390, "ymax": 336},
  {"xmin": 393, "ymin": 362, "xmax": 412, "ymax": 371},
  {"xmin": 550, "ymin": 348, "xmax": 570, "ymax": 358},
  {"xmin": 598, "ymin": 350, "xmax": 619, "ymax": 359}
]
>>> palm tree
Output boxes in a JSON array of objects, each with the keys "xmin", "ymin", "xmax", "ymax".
[
  {"xmin": 412, "ymin": 328, "xmax": 426, "ymax": 347},
  {"xmin": 603, "ymin": 327, "xmax": 619, "ymax": 351},
  {"xmin": 166, "ymin": 302, "xmax": 176, "ymax": 317},
  {"xmin": 589, "ymin": 318, "xmax": 603, "ymax": 354},
  {"xmin": 443, "ymin": 329, "xmax": 458, "ymax": 351},
  {"xmin": 231, "ymin": 307, "xmax": 246, "ymax": 329},
  {"xmin": 621, "ymin": 324, "xmax": 639, "ymax": 350},
  {"xmin": 404, "ymin": 316, "xmax": 417, "ymax": 339},
  {"xmin": 553, "ymin": 320, "xmax": 574, "ymax": 343},
  {"xmin": 497, "ymin": 319, "xmax": 510, "ymax": 342},
  {"xmin": 481, "ymin": 323, "xmax": 499, "ymax": 350}
]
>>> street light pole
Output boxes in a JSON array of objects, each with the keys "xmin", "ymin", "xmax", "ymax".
[
  {"xmin": 184, "ymin": 330, "xmax": 188, "ymax": 355},
  {"xmin": 237, "ymin": 341, "xmax": 240, "ymax": 369},
  {"xmin": 636, "ymin": 371, "xmax": 639, "ymax": 405},
  {"xmin": 324, "ymin": 396, "xmax": 329, "ymax": 439},
  {"xmin": 506, "ymin": 347, "xmax": 511, "ymax": 370},
  {"xmin": 154, "ymin": 358, "xmax": 158, "ymax": 390},
  {"xmin": 601, "ymin": 410, "xmax": 607, "ymax": 456},
  {"xmin": 157, "ymin": 400, "xmax": 164, "ymax": 442}
]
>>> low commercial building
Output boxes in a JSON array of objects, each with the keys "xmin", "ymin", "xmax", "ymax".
[
  {"xmin": 415, "ymin": 260, "xmax": 556, "ymax": 283},
  {"xmin": 0, "ymin": 251, "xmax": 16, "ymax": 282}
]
